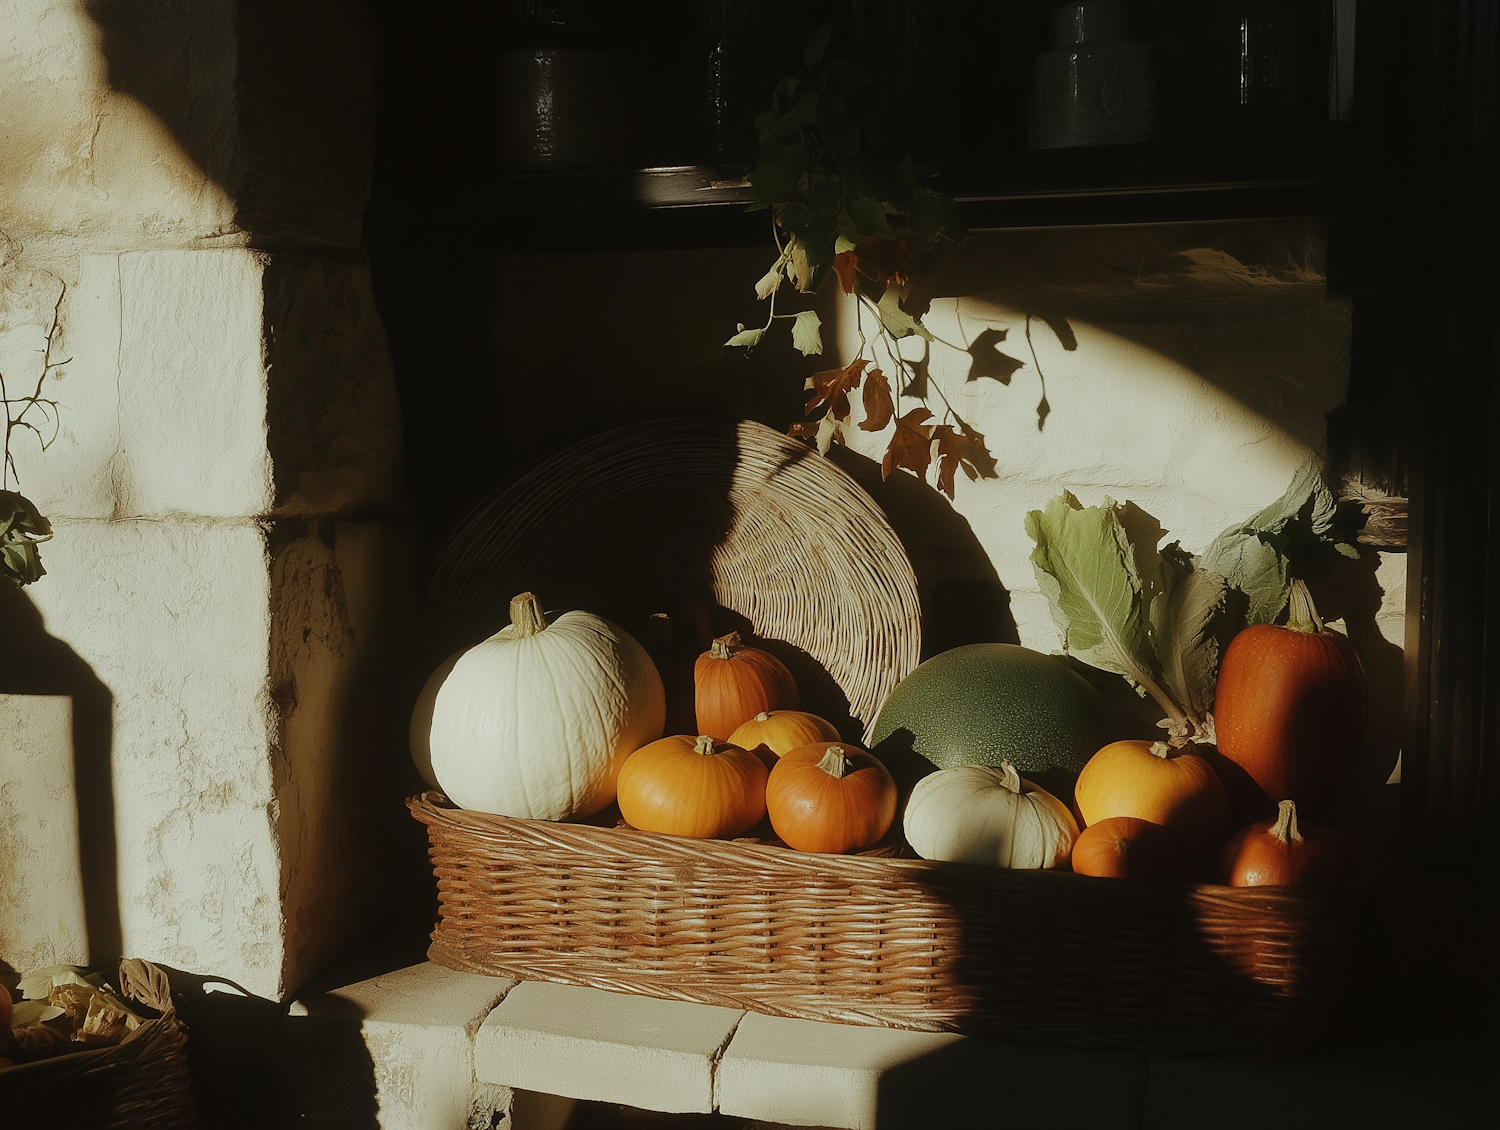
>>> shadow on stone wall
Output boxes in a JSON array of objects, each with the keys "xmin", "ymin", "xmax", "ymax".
[{"xmin": 0, "ymin": 583, "xmax": 119, "ymax": 962}]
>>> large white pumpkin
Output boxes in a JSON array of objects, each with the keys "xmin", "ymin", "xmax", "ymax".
[
  {"xmin": 903, "ymin": 762, "xmax": 1078, "ymax": 869},
  {"xmin": 419, "ymin": 592, "xmax": 665, "ymax": 820}
]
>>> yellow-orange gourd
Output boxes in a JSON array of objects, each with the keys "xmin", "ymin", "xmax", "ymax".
[
  {"xmin": 617, "ymin": 734, "xmax": 768, "ymax": 839},
  {"xmin": 1075, "ymin": 740, "xmax": 1230, "ymax": 855},
  {"xmin": 728, "ymin": 710, "xmax": 840, "ymax": 761},
  {"xmin": 694, "ymin": 633, "xmax": 799, "ymax": 739}
]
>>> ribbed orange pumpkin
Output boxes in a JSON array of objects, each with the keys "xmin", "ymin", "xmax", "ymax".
[
  {"xmin": 1214, "ymin": 581, "xmax": 1367, "ymax": 818},
  {"xmin": 766, "ymin": 742, "xmax": 896, "ymax": 853},
  {"xmin": 694, "ymin": 632, "xmax": 800, "ymax": 739},
  {"xmin": 728, "ymin": 710, "xmax": 840, "ymax": 761},
  {"xmin": 617, "ymin": 734, "xmax": 768, "ymax": 839},
  {"xmin": 1218, "ymin": 800, "xmax": 1344, "ymax": 887},
  {"xmin": 1075, "ymin": 740, "xmax": 1231, "ymax": 856},
  {"xmin": 1071, "ymin": 817, "xmax": 1189, "ymax": 881}
]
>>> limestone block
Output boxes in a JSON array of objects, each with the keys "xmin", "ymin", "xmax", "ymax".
[
  {"xmin": 25, "ymin": 517, "xmax": 284, "ymax": 992},
  {"xmin": 0, "ymin": 694, "xmax": 87, "ymax": 973},
  {"xmin": 717, "ymin": 1012, "xmax": 1148, "ymax": 1129},
  {"xmin": 291, "ymin": 963, "xmax": 517, "ymax": 1130},
  {"xmin": 0, "ymin": 0, "xmax": 374, "ymax": 250},
  {"xmin": 474, "ymin": 982, "xmax": 746, "ymax": 1114}
]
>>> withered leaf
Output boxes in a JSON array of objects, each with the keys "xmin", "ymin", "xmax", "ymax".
[
  {"xmin": 815, "ymin": 412, "xmax": 841, "ymax": 454},
  {"xmin": 858, "ymin": 368, "xmax": 894, "ymax": 431},
  {"xmin": 882, "ymin": 407, "xmax": 934, "ymax": 480},
  {"xmin": 805, "ymin": 359, "xmax": 868, "ymax": 419},
  {"xmin": 932, "ymin": 424, "xmax": 986, "ymax": 500},
  {"xmin": 855, "ymin": 236, "xmax": 910, "ymax": 287},
  {"xmin": 832, "ymin": 250, "xmax": 860, "ymax": 294}
]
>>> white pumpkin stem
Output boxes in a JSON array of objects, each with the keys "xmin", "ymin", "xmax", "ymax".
[
  {"xmin": 1270, "ymin": 799, "xmax": 1303, "ymax": 843},
  {"xmin": 710, "ymin": 632, "xmax": 743, "ymax": 660},
  {"xmin": 1286, "ymin": 580, "xmax": 1324, "ymax": 634},
  {"xmin": 509, "ymin": 592, "xmax": 548, "ymax": 638},
  {"xmin": 1149, "ymin": 741, "xmax": 1173, "ymax": 759},
  {"xmin": 755, "ymin": 712, "xmax": 771, "ymax": 722},
  {"xmin": 816, "ymin": 747, "xmax": 851, "ymax": 778},
  {"xmin": 997, "ymin": 761, "xmax": 1023, "ymax": 794},
  {"xmin": 693, "ymin": 735, "xmax": 718, "ymax": 756}
]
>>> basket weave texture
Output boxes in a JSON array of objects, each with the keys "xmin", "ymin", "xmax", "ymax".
[
  {"xmin": 413, "ymin": 795, "xmax": 1347, "ymax": 1055},
  {"xmin": 425, "ymin": 418, "xmax": 922, "ymax": 738},
  {"xmin": 1, "ymin": 959, "xmax": 198, "ymax": 1128}
]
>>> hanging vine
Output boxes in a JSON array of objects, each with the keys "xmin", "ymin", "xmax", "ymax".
[
  {"xmin": 724, "ymin": 25, "xmax": 995, "ymax": 499},
  {"xmin": 0, "ymin": 270, "xmax": 62, "ymax": 587}
]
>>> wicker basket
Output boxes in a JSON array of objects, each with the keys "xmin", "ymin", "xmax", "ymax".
[
  {"xmin": 1, "ymin": 959, "xmax": 198, "ymax": 1128},
  {"xmin": 414, "ymin": 794, "xmax": 1348, "ymax": 1055},
  {"xmin": 425, "ymin": 418, "xmax": 922, "ymax": 738}
]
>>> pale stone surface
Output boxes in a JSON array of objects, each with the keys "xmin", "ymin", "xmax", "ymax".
[
  {"xmin": 0, "ymin": 695, "xmax": 87, "ymax": 972},
  {"xmin": 716, "ymin": 1013, "xmax": 963, "ymax": 1129},
  {"xmin": 291, "ymin": 962, "xmax": 517, "ymax": 1130},
  {"xmin": 475, "ymin": 981, "xmax": 746, "ymax": 1114}
]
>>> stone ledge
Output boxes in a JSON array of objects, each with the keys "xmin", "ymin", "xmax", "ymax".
[{"xmin": 474, "ymin": 981, "xmax": 745, "ymax": 1115}]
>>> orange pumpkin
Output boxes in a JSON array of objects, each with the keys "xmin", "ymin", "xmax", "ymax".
[
  {"xmin": 1213, "ymin": 580, "xmax": 1366, "ymax": 817},
  {"xmin": 766, "ymin": 742, "xmax": 897, "ymax": 853},
  {"xmin": 1075, "ymin": 740, "xmax": 1230, "ymax": 856},
  {"xmin": 1218, "ymin": 800, "xmax": 1343, "ymax": 887},
  {"xmin": 1071, "ymin": 817, "xmax": 1189, "ymax": 881},
  {"xmin": 617, "ymin": 734, "xmax": 768, "ymax": 839},
  {"xmin": 694, "ymin": 632, "xmax": 799, "ymax": 739},
  {"xmin": 729, "ymin": 710, "xmax": 840, "ymax": 762}
]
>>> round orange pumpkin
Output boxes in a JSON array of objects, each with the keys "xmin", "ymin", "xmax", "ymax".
[
  {"xmin": 1218, "ymin": 800, "xmax": 1344, "ymax": 887},
  {"xmin": 1075, "ymin": 740, "xmax": 1230, "ymax": 856},
  {"xmin": 694, "ymin": 632, "xmax": 799, "ymax": 740},
  {"xmin": 1213, "ymin": 581, "xmax": 1367, "ymax": 818},
  {"xmin": 1071, "ymin": 817, "xmax": 1189, "ymax": 881},
  {"xmin": 766, "ymin": 742, "xmax": 897, "ymax": 853},
  {"xmin": 617, "ymin": 734, "xmax": 768, "ymax": 839},
  {"xmin": 728, "ymin": 710, "xmax": 840, "ymax": 762}
]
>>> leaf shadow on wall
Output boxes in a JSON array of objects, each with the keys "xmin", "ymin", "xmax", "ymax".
[{"xmin": 0, "ymin": 585, "xmax": 119, "ymax": 964}]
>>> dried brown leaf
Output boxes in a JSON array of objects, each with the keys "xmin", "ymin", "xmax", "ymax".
[
  {"xmin": 832, "ymin": 251, "xmax": 860, "ymax": 295},
  {"xmin": 882, "ymin": 407, "xmax": 934, "ymax": 480},
  {"xmin": 856, "ymin": 236, "xmax": 910, "ymax": 287},
  {"xmin": 932, "ymin": 424, "xmax": 986, "ymax": 500},
  {"xmin": 804, "ymin": 359, "xmax": 868, "ymax": 420},
  {"xmin": 858, "ymin": 368, "xmax": 894, "ymax": 432}
]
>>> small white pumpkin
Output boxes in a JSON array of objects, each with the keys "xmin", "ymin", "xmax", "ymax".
[
  {"xmin": 419, "ymin": 592, "xmax": 665, "ymax": 820},
  {"xmin": 903, "ymin": 762, "xmax": 1078, "ymax": 869}
]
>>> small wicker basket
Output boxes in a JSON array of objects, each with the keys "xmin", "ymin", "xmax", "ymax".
[
  {"xmin": 413, "ymin": 794, "xmax": 1348, "ymax": 1055},
  {"xmin": 1, "ymin": 959, "xmax": 198, "ymax": 1128}
]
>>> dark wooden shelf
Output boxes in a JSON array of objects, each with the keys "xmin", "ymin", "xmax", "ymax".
[{"xmin": 493, "ymin": 138, "xmax": 1367, "ymax": 252}]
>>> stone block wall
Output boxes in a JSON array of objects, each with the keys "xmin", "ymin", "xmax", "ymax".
[{"xmin": 0, "ymin": 0, "xmax": 416, "ymax": 999}]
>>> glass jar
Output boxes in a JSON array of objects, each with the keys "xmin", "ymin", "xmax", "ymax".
[{"xmin": 1029, "ymin": 1, "xmax": 1163, "ymax": 149}]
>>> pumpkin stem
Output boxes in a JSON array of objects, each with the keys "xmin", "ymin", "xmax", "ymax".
[
  {"xmin": 755, "ymin": 712, "xmax": 771, "ymax": 722},
  {"xmin": 1149, "ymin": 741, "xmax": 1172, "ymax": 759},
  {"xmin": 509, "ymin": 593, "xmax": 548, "ymax": 638},
  {"xmin": 693, "ymin": 735, "xmax": 718, "ymax": 756},
  {"xmin": 1270, "ymin": 799, "xmax": 1303, "ymax": 843},
  {"xmin": 1286, "ymin": 580, "xmax": 1324, "ymax": 634},
  {"xmin": 997, "ymin": 761, "xmax": 1023, "ymax": 794},
  {"xmin": 816, "ymin": 747, "xmax": 851, "ymax": 778},
  {"xmin": 709, "ymin": 632, "xmax": 743, "ymax": 660}
]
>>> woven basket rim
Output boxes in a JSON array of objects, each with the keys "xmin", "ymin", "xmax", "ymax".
[{"xmin": 408, "ymin": 791, "xmax": 1336, "ymax": 911}]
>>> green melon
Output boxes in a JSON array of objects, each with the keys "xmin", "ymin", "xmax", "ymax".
[{"xmin": 869, "ymin": 643, "xmax": 1110, "ymax": 802}]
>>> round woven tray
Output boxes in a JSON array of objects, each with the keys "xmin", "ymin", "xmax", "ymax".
[{"xmin": 426, "ymin": 418, "xmax": 922, "ymax": 739}]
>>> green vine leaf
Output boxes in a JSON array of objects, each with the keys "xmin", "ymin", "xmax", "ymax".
[
  {"xmin": 724, "ymin": 326, "xmax": 765, "ymax": 349},
  {"xmin": 0, "ymin": 489, "xmax": 52, "ymax": 587},
  {"xmin": 876, "ymin": 286, "xmax": 932, "ymax": 341},
  {"xmin": 791, "ymin": 310, "xmax": 823, "ymax": 357}
]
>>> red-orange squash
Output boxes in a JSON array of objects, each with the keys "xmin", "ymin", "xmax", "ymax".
[
  {"xmin": 1071, "ymin": 817, "xmax": 1189, "ymax": 881},
  {"xmin": 694, "ymin": 633, "xmax": 799, "ymax": 740},
  {"xmin": 617, "ymin": 734, "xmax": 768, "ymax": 839},
  {"xmin": 728, "ymin": 710, "xmax": 840, "ymax": 761},
  {"xmin": 1075, "ymin": 740, "xmax": 1231, "ymax": 856},
  {"xmin": 1218, "ymin": 800, "xmax": 1344, "ymax": 887},
  {"xmin": 766, "ymin": 742, "xmax": 896, "ymax": 854},
  {"xmin": 1213, "ymin": 581, "xmax": 1366, "ymax": 817}
]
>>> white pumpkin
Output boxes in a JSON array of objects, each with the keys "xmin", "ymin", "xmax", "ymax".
[
  {"xmin": 419, "ymin": 592, "xmax": 665, "ymax": 820},
  {"xmin": 903, "ymin": 762, "xmax": 1078, "ymax": 869}
]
